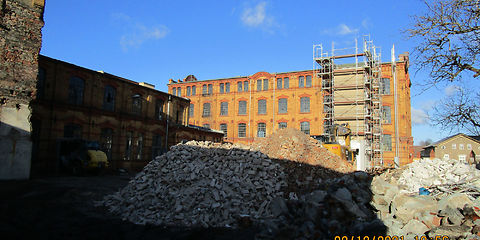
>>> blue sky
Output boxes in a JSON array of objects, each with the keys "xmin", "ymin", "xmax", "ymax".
[{"xmin": 40, "ymin": 0, "xmax": 473, "ymax": 144}]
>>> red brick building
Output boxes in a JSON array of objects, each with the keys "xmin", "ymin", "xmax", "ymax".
[{"xmin": 31, "ymin": 55, "xmax": 223, "ymax": 174}]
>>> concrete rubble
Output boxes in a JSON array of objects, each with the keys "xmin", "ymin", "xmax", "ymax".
[
  {"xmin": 371, "ymin": 158, "xmax": 480, "ymax": 239},
  {"xmin": 100, "ymin": 140, "xmax": 287, "ymax": 227},
  {"xmin": 99, "ymin": 136, "xmax": 379, "ymax": 238},
  {"xmin": 99, "ymin": 132, "xmax": 480, "ymax": 239}
]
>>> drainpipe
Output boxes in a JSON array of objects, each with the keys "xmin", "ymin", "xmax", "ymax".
[
  {"xmin": 248, "ymin": 77, "xmax": 252, "ymax": 141},
  {"xmin": 165, "ymin": 95, "xmax": 171, "ymax": 151},
  {"xmin": 392, "ymin": 45, "xmax": 400, "ymax": 167},
  {"xmin": 273, "ymin": 74, "xmax": 276, "ymax": 134}
]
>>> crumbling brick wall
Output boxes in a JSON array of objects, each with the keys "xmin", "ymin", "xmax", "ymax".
[{"xmin": 0, "ymin": 0, "xmax": 44, "ymax": 179}]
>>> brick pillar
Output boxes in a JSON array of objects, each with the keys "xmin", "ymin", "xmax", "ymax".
[{"xmin": 0, "ymin": 0, "xmax": 45, "ymax": 179}]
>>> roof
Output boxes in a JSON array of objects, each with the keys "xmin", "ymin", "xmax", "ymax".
[
  {"xmin": 168, "ymin": 69, "xmax": 316, "ymax": 85},
  {"xmin": 426, "ymin": 133, "xmax": 480, "ymax": 147},
  {"xmin": 39, "ymin": 55, "xmax": 189, "ymax": 102}
]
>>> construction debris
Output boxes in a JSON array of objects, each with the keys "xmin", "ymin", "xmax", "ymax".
[
  {"xmin": 99, "ymin": 138, "xmax": 379, "ymax": 238},
  {"xmin": 371, "ymin": 158, "xmax": 480, "ymax": 238},
  {"xmin": 252, "ymin": 128, "xmax": 354, "ymax": 173},
  {"xmin": 100, "ymin": 141, "xmax": 287, "ymax": 227}
]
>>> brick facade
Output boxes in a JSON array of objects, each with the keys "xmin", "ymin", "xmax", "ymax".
[
  {"xmin": 168, "ymin": 58, "xmax": 413, "ymax": 166},
  {"xmin": 31, "ymin": 55, "xmax": 223, "ymax": 175}
]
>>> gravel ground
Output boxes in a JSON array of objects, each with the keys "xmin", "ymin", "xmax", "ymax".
[{"xmin": 0, "ymin": 174, "xmax": 258, "ymax": 240}]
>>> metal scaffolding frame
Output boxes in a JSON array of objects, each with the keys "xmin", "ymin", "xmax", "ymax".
[{"xmin": 314, "ymin": 37, "xmax": 383, "ymax": 168}]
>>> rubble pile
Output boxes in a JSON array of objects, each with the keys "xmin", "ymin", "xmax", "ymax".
[
  {"xmin": 100, "ymin": 141, "xmax": 287, "ymax": 227},
  {"xmin": 259, "ymin": 172, "xmax": 386, "ymax": 239},
  {"xmin": 252, "ymin": 128, "xmax": 355, "ymax": 173},
  {"xmin": 371, "ymin": 158, "xmax": 480, "ymax": 238},
  {"xmin": 397, "ymin": 158, "xmax": 480, "ymax": 194}
]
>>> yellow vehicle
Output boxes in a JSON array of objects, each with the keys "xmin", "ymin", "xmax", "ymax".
[
  {"xmin": 57, "ymin": 139, "xmax": 109, "ymax": 174},
  {"xmin": 317, "ymin": 124, "xmax": 356, "ymax": 162}
]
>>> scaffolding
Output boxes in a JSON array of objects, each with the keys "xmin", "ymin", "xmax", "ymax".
[{"xmin": 314, "ymin": 37, "xmax": 383, "ymax": 168}]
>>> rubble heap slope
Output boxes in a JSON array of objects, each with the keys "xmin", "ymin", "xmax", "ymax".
[
  {"xmin": 101, "ymin": 141, "xmax": 287, "ymax": 227},
  {"xmin": 252, "ymin": 128, "xmax": 354, "ymax": 173}
]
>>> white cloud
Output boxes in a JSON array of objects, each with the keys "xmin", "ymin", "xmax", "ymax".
[
  {"xmin": 411, "ymin": 107, "xmax": 429, "ymax": 125},
  {"xmin": 444, "ymin": 85, "xmax": 461, "ymax": 96},
  {"xmin": 323, "ymin": 23, "xmax": 359, "ymax": 36},
  {"xmin": 111, "ymin": 13, "xmax": 169, "ymax": 51},
  {"xmin": 361, "ymin": 18, "xmax": 370, "ymax": 29},
  {"xmin": 420, "ymin": 99, "xmax": 436, "ymax": 111},
  {"xmin": 338, "ymin": 24, "xmax": 358, "ymax": 35},
  {"xmin": 241, "ymin": 1, "xmax": 276, "ymax": 32}
]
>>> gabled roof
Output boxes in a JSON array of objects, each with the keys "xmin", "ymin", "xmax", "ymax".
[{"xmin": 426, "ymin": 133, "xmax": 480, "ymax": 147}]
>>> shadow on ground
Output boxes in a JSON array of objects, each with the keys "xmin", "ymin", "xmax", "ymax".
[{"xmin": 0, "ymin": 144, "xmax": 386, "ymax": 239}]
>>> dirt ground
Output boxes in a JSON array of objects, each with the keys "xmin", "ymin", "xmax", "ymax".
[{"xmin": 0, "ymin": 174, "xmax": 258, "ymax": 240}]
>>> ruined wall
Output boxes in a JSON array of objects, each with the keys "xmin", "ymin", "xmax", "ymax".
[{"xmin": 0, "ymin": 0, "xmax": 45, "ymax": 179}]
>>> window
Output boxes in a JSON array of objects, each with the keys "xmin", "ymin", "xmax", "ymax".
[
  {"xmin": 452, "ymin": 144, "xmax": 456, "ymax": 150},
  {"xmin": 187, "ymin": 86, "xmax": 191, "ymax": 96},
  {"xmin": 257, "ymin": 80, "xmax": 262, "ymax": 91},
  {"xmin": 189, "ymin": 103, "xmax": 194, "ymax": 117},
  {"xmin": 382, "ymin": 106, "xmax": 391, "ymax": 124},
  {"xmin": 460, "ymin": 144, "xmax": 465, "ymax": 150},
  {"xmin": 258, "ymin": 99, "xmax": 267, "ymax": 114},
  {"xmin": 64, "ymin": 124, "xmax": 82, "ymax": 138},
  {"xmin": 152, "ymin": 134, "xmax": 164, "ymax": 159},
  {"xmin": 203, "ymin": 124, "xmax": 210, "ymax": 129},
  {"xmin": 220, "ymin": 123, "xmax": 228, "ymax": 137},
  {"xmin": 100, "ymin": 128, "xmax": 113, "ymax": 160},
  {"xmin": 125, "ymin": 131, "xmax": 132, "ymax": 160},
  {"xmin": 468, "ymin": 144, "xmax": 472, "ymax": 150},
  {"xmin": 37, "ymin": 67, "xmax": 45, "ymax": 99},
  {"xmin": 441, "ymin": 145, "xmax": 446, "ymax": 150},
  {"xmin": 458, "ymin": 155, "xmax": 467, "ymax": 162},
  {"xmin": 443, "ymin": 154, "xmax": 450, "ymax": 160},
  {"xmin": 257, "ymin": 123, "xmax": 266, "ymax": 137},
  {"xmin": 103, "ymin": 85, "xmax": 116, "ymax": 111},
  {"xmin": 172, "ymin": 88, "xmax": 176, "ymax": 96},
  {"xmin": 220, "ymin": 102, "xmax": 228, "ymax": 116},
  {"xmin": 278, "ymin": 98, "xmax": 287, "ymax": 113},
  {"xmin": 68, "ymin": 76, "xmax": 84, "ymax": 105},
  {"xmin": 279, "ymin": 122, "xmax": 287, "ymax": 129},
  {"xmin": 220, "ymin": 83, "xmax": 224, "ymax": 93},
  {"xmin": 244, "ymin": 81, "xmax": 249, "ymax": 91},
  {"xmin": 208, "ymin": 84, "xmax": 213, "ymax": 95},
  {"xmin": 238, "ymin": 81, "xmax": 243, "ymax": 92},
  {"xmin": 225, "ymin": 83, "xmax": 230, "ymax": 93},
  {"xmin": 192, "ymin": 86, "xmax": 196, "ymax": 95},
  {"xmin": 276, "ymin": 78, "xmax": 282, "ymax": 89},
  {"xmin": 284, "ymin": 77, "xmax": 289, "ymax": 89},
  {"xmin": 306, "ymin": 75, "xmax": 312, "ymax": 87},
  {"xmin": 177, "ymin": 87, "xmax": 181, "ymax": 97},
  {"xmin": 382, "ymin": 134, "xmax": 392, "ymax": 151},
  {"xmin": 136, "ymin": 133, "xmax": 143, "ymax": 160},
  {"xmin": 132, "ymin": 94, "xmax": 142, "ymax": 115},
  {"xmin": 202, "ymin": 103, "xmax": 211, "ymax": 117},
  {"xmin": 299, "ymin": 76, "xmax": 305, "ymax": 88},
  {"xmin": 202, "ymin": 84, "xmax": 207, "ymax": 94},
  {"xmin": 381, "ymin": 78, "xmax": 391, "ymax": 95},
  {"xmin": 238, "ymin": 123, "xmax": 246, "ymax": 138},
  {"xmin": 263, "ymin": 79, "xmax": 268, "ymax": 91},
  {"xmin": 155, "ymin": 99, "xmax": 164, "ymax": 120},
  {"xmin": 176, "ymin": 106, "xmax": 184, "ymax": 124},
  {"xmin": 300, "ymin": 121, "xmax": 310, "ymax": 135},
  {"xmin": 238, "ymin": 101, "xmax": 247, "ymax": 115},
  {"xmin": 300, "ymin": 97, "xmax": 310, "ymax": 113}
]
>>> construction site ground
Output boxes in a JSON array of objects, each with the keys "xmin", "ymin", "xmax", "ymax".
[{"xmin": 0, "ymin": 174, "xmax": 258, "ymax": 240}]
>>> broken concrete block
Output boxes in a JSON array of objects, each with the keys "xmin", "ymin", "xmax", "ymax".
[
  {"xmin": 402, "ymin": 219, "xmax": 429, "ymax": 235},
  {"xmin": 438, "ymin": 193, "xmax": 473, "ymax": 211}
]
